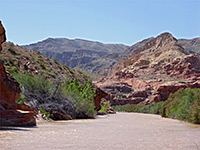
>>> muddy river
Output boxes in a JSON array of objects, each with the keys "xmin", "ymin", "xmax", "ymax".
[{"xmin": 0, "ymin": 112, "xmax": 200, "ymax": 150}]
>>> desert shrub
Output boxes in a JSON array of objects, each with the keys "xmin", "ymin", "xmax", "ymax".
[
  {"xmin": 65, "ymin": 78, "xmax": 96, "ymax": 118},
  {"xmin": 161, "ymin": 88, "xmax": 200, "ymax": 124},
  {"xmin": 40, "ymin": 63, "xmax": 46, "ymax": 70},
  {"xmin": 54, "ymin": 59, "xmax": 59, "ymax": 65},
  {"xmin": 14, "ymin": 74, "xmax": 53, "ymax": 95},
  {"xmin": 138, "ymin": 102, "xmax": 164, "ymax": 114},
  {"xmin": 40, "ymin": 108, "xmax": 51, "ymax": 119},
  {"xmin": 7, "ymin": 66, "xmax": 19, "ymax": 74},
  {"xmin": 113, "ymin": 102, "xmax": 164, "ymax": 114},
  {"xmin": 99, "ymin": 100, "xmax": 111, "ymax": 114},
  {"xmin": 8, "ymin": 48, "xmax": 18, "ymax": 55},
  {"xmin": 14, "ymin": 74, "xmax": 96, "ymax": 119},
  {"xmin": 117, "ymin": 104, "xmax": 139, "ymax": 112},
  {"xmin": 16, "ymin": 94, "xmax": 25, "ymax": 105},
  {"xmin": 8, "ymin": 58, "xmax": 14, "ymax": 65}
]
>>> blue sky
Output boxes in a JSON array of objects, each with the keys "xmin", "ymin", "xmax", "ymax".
[{"xmin": 0, "ymin": 0, "xmax": 200, "ymax": 46}]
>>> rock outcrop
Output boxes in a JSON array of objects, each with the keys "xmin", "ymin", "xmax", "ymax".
[
  {"xmin": 94, "ymin": 87, "xmax": 109, "ymax": 111},
  {"xmin": 0, "ymin": 21, "xmax": 36, "ymax": 126},
  {"xmin": 96, "ymin": 32, "xmax": 200, "ymax": 106},
  {"xmin": 0, "ymin": 21, "xmax": 6, "ymax": 52},
  {"xmin": 178, "ymin": 38, "xmax": 200, "ymax": 58}
]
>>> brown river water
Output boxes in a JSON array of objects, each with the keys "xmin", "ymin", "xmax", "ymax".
[{"xmin": 0, "ymin": 112, "xmax": 200, "ymax": 150}]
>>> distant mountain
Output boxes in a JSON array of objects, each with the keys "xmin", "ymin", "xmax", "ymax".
[
  {"xmin": 178, "ymin": 37, "xmax": 200, "ymax": 57},
  {"xmin": 95, "ymin": 32, "xmax": 200, "ymax": 106},
  {"xmin": 22, "ymin": 38, "xmax": 128, "ymax": 68},
  {"xmin": 23, "ymin": 36, "xmax": 200, "ymax": 77},
  {"xmin": 79, "ymin": 37, "xmax": 153, "ymax": 76},
  {"xmin": 79, "ymin": 36, "xmax": 200, "ymax": 76}
]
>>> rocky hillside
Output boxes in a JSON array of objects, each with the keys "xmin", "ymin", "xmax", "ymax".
[
  {"xmin": 95, "ymin": 32, "xmax": 200, "ymax": 106},
  {"xmin": 0, "ymin": 42, "xmax": 100, "ymax": 120},
  {"xmin": 79, "ymin": 37, "xmax": 154, "ymax": 76},
  {"xmin": 22, "ymin": 38, "xmax": 128, "ymax": 68},
  {"xmin": 1, "ymin": 42, "xmax": 87, "ymax": 81},
  {"xmin": 79, "ymin": 36, "xmax": 200, "ymax": 76},
  {"xmin": 178, "ymin": 37, "xmax": 200, "ymax": 57}
]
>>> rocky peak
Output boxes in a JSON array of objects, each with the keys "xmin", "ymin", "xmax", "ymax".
[
  {"xmin": 110, "ymin": 32, "xmax": 189, "ymax": 75},
  {"xmin": 147, "ymin": 32, "xmax": 175, "ymax": 49},
  {"xmin": 96, "ymin": 32, "xmax": 200, "ymax": 106}
]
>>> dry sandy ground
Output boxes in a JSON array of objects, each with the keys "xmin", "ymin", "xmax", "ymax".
[{"xmin": 0, "ymin": 112, "xmax": 200, "ymax": 150}]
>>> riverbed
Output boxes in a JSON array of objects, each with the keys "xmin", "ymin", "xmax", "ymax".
[{"xmin": 0, "ymin": 112, "xmax": 200, "ymax": 150}]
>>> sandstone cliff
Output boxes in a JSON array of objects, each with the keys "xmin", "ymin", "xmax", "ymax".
[
  {"xmin": 0, "ymin": 21, "xmax": 36, "ymax": 126},
  {"xmin": 96, "ymin": 32, "xmax": 200, "ymax": 105}
]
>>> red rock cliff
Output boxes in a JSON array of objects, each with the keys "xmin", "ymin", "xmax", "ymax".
[
  {"xmin": 96, "ymin": 33, "xmax": 200, "ymax": 106},
  {"xmin": 0, "ymin": 21, "xmax": 36, "ymax": 126}
]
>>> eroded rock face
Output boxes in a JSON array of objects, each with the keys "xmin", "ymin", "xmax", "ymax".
[
  {"xmin": 0, "ymin": 21, "xmax": 36, "ymax": 126},
  {"xmin": 0, "ymin": 21, "xmax": 6, "ymax": 52},
  {"xmin": 96, "ymin": 32, "xmax": 200, "ymax": 106},
  {"xmin": 94, "ymin": 88, "xmax": 109, "ymax": 111}
]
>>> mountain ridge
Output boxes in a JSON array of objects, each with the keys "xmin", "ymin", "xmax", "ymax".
[
  {"xmin": 22, "ymin": 37, "xmax": 128, "ymax": 68},
  {"xmin": 79, "ymin": 34, "xmax": 200, "ymax": 76},
  {"xmin": 22, "ymin": 34, "xmax": 200, "ymax": 76},
  {"xmin": 95, "ymin": 32, "xmax": 200, "ymax": 106}
]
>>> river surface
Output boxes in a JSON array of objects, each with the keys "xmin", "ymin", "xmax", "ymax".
[{"xmin": 0, "ymin": 112, "xmax": 200, "ymax": 150}]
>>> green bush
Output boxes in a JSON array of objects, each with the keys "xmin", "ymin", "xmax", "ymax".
[
  {"xmin": 161, "ymin": 88, "xmax": 200, "ymax": 124},
  {"xmin": 16, "ymin": 94, "xmax": 25, "ymax": 105},
  {"xmin": 65, "ymin": 78, "xmax": 96, "ymax": 117},
  {"xmin": 99, "ymin": 100, "xmax": 111, "ymax": 114},
  {"xmin": 14, "ymin": 74, "xmax": 53, "ymax": 95},
  {"xmin": 113, "ymin": 102, "xmax": 164, "ymax": 114},
  {"xmin": 40, "ymin": 108, "xmax": 50, "ymax": 119},
  {"xmin": 7, "ymin": 66, "xmax": 19, "ymax": 74},
  {"xmin": 8, "ymin": 48, "xmax": 18, "ymax": 55},
  {"xmin": 14, "ymin": 74, "xmax": 97, "ymax": 119}
]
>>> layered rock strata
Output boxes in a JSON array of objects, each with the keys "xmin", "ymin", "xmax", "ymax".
[{"xmin": 96, "ymin": 33, "xmax": 200, "ymax": 105}]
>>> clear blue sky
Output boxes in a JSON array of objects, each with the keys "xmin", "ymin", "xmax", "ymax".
[{"xmin": 0, "ymin": 0, "xmax": 200, "ymax": 46}]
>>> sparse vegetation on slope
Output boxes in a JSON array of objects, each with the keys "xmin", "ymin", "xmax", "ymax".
[{"xmin": 1, "ymin": 42, "xmax": 97, "ymax": 120}]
